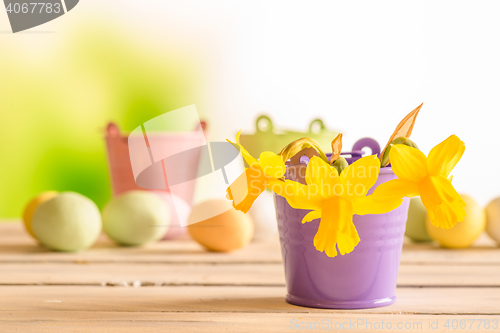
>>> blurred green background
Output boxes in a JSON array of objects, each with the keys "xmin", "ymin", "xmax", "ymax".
[{"xmin": 0, "ymin": 22, "xmax": 208, "ymax": 217}]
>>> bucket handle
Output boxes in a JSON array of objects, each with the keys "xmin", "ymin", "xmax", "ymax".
[
  {"xmin": 308, "ymin": 119, "xmax": 326, "ymax": 134},
  {"xmin": 256, "ymin": 115, "xmax": 274, "ymax": 133},
  {"xmin": 106, "ymin": 122, "xmax": 120, "ymax": 138},
  {"xmin": 352, "ymin": 137, "xmax": 381, "ymax": 157}
]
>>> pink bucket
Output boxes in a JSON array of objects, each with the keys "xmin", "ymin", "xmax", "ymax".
[{"xmin": 104, "ymin": 122, "xmax": 205, "ymax": 239}]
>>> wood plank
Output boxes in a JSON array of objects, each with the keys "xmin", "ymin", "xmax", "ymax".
[
  {"xmin": 396, "ymin": 264, "xmax": 500, "ymax": 287},
  {"xmin": 1, "ymin": 312, "xmax": 499, "ymax": 333},
  {"xmin": 401, "ymin": 234, "xmax": 500, "ymax": 265},
  {"xmin": 0, "ymin": 262, "xmax": 283, "ymax": 286},
  {"xmin": 0, "ymin": 285, "xmax": 499, "ymax": 315},
  {"xmin": 0, "ymin": 222, "xmax": 283, "ymax": 263},
  {"xmin": 1, "ymin": 223, "xmax": 499, "ymax": 265},
  {"xmin": 0, "ymin": 262, "xmax": 499, "ymax": 287}
]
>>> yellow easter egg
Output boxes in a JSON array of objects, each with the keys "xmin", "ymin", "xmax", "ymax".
[
  {"xmin": 187, "ymin": 199, "xmax": 254, "ymax": 252},
  {"xmin": 426, "ymin": 194, "xmax": 486, "ymax": 249},
  {"xmin": 485, "ymin": 197, "xmax": 500, "ymax": 244},
  {"xmin": 22, "ymin": 191, "xmax": 58, "ymax": 239}
]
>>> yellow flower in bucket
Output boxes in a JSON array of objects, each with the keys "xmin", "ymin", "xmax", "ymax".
[
  {"xmin": 224, "ymin": 105, "xmax": 468, "ymax": 311},
  {"xmin": 227, "ymin": 132, "xmax": 401, "ymax": 258},
  {"xmin": 371, "ymin": 134, "xmax": 466, "ymax": 229},
  {"xmin": 226, "ymin": 131, "xmax": 287, "ymax": 213},
  {"xmin": 227, "ymin": 134, "xmax": 330, "ymax": 213},
  {"xmin": 226, "ymin": 104, "xmax": 467, "ymax": 258},
  {"xmin": 271, "ymin": 153, "xmax": 401, "ymax": 258}
]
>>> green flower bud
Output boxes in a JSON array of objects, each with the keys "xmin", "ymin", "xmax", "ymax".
[
  {"xmin": 279, "ymin": 137, "xmax": 329, "ymax": 165},
  {"xmin": 331, "ymin": 156, "xmax": 348, "ymax": 175},
  {"xmin": 380, "ymin": 137, "xmax": 419, "ymax": 166}
]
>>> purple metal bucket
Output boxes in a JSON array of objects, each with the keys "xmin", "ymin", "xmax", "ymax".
[{"xmin": 274, "ymin": 167, "xmax": 409, "ymax": 309}]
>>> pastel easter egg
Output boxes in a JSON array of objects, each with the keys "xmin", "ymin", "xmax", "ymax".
[
  {"xmin": 426, "ymin": 194, "xmax": 485, "ymax": 249},
  {"xmin": 405, "ymin": 197, "xmax": 432, "ymax": 242},
  {"xmin": 32, "ymin": 192, "xmax": 101, "ymax": 252},
  {"xmin": 22, "ymin": 191, "xmax": 58, "ymax": 239},
  {"xmin": 102, "ymin": 191, "xmax": 170, "ymax": 246},
  {"xmin": 485, "ymin": 197, "xmax": 500, "ymax": 244},
  {"xmin": 187, "ymin": 199, "xmax": 253, "ymax": 252}
]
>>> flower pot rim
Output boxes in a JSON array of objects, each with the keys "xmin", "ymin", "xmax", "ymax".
[{"xmin": 379, "ymin": 166, "xmax": 394, "ymax": 174}]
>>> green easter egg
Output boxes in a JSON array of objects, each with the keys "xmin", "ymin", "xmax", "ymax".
[
  {"xmin": 32, "ymin": 192, "xmax": 102, "ymax": 252},
  {"xmin": 405, "ymin": 197, "xmax": 432, "ymax": 242},
  {"xmin": 102, "ymin": 191, "xmax": 170, "ymax": 246}
]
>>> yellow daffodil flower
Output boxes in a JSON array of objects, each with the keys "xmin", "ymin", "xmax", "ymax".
[
  {"xmin": 272, "ymin": 155, "xmax": 402, "ymax": 257},
  {"xmin": 371, "ymin": 135, "xmax": 466, "ymax": 229},
  {"xmin": 226, "ymin": 132, "xmax": 286, "ymax": 213}
]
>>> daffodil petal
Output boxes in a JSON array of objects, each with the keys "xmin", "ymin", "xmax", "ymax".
[
  {"xmin": 305, "ymin": 156, "xmax": 340, "ymax": 198},
  {"xmin": 227, "ymin": 131, "xmax": 258, "ymax": 166},
  {"xmin": 302, "ymin": 210, "xmax": 321, "ymax": 223},
  {"xmin": 371, "ymin": 178, "xmax": 419, "ymax": 203},
  {"xmin": 259, "ymin": 151, "xmax": 286, "ymax": 178},
  {"xmin": 340, "ymin": 155, "xmax": 380, "ymax": 200},
  {"xmin": 313, "ymin": 196, "xmax": 360, "ymax": 257},
  {"xmin": 427, "ymin": 135, "xmax": 465, "ymax": 178},
  {"xmin": 352, "ymin": 195, "xmax": 403, "ymax": 215},
  {"xmin": 267, "ymin": 178, "xmax": 323, "ymax": 211},
  {"xmin": 389, "ymin": 144, "xmax": 428, "ymax": 182}
]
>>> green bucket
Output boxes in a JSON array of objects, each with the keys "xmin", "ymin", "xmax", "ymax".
[{"xmin": 239, "ymin": 115, "xmax": 339, "ymax": 156}]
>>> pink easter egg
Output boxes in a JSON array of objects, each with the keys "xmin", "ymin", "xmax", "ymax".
[{"xmin": 152, "ymin": 191, "xmax": 191, "ymax": 240}]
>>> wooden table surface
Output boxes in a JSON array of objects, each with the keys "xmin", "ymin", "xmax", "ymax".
[{"xmin": 1, "ymin": 222, "xmax": 499, "ymax": 332}]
